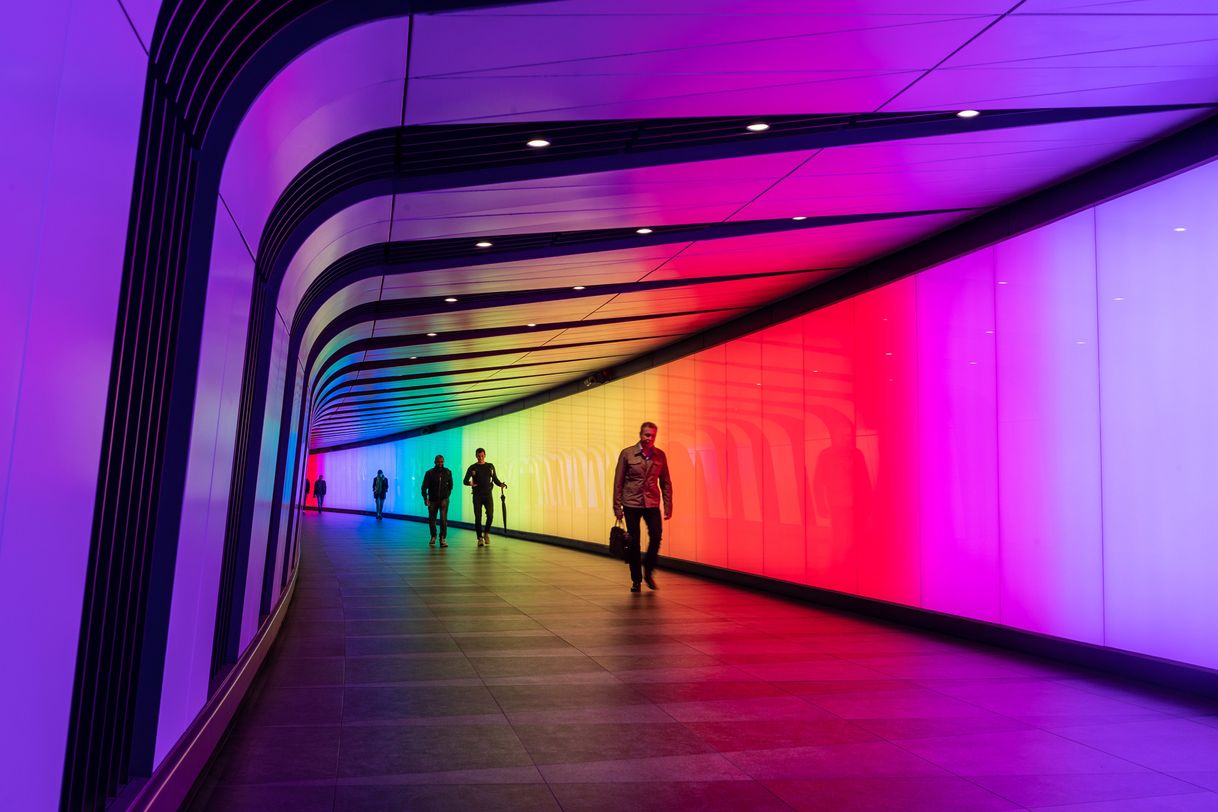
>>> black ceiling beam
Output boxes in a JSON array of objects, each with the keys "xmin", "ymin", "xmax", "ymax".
[
  {"xmin": 311, "ymin": 335, "xmax": 674, "ymax": 419},
  {"xmin": 291, "ymin": 207, "xmax": 967, "ymax": 334},
  {"xmin": 260, "ymin": 105, "xmax": 1210, "ymax": 293},
  {"xmin": 315, "ymin": 355, "xmax": 627, "ymax": 412},
  {"xmin": 315, "ymin": 384, "xmax": 548, "ymax": 423},
  {"xmin": 304, "ymin": 267, "xmax": 822, "ymax": 396},
  {"xmin": 292, "ymin": 209, "xmax": 950, "ymax": 444},
  {"xmin": 311, "ymin": 307, "xmax": 732, "ymax": 414},
  {"xmin": 316, "ymin": 374, "xmax": 576, "ymax": 414}
]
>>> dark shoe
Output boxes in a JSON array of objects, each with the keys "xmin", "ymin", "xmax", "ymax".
[
  {"xmin": 439, "ymin": 540, "xmax": 448, "ymax": 548},
  {"xmin": 630, "ymin": 582, "xmax": 641, "ymax": 593},
  {"xmin": 643, "ymin": 572, "xmax": 657, "ymax": 590}
]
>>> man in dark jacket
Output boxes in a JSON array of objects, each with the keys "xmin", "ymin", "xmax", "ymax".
[
  {"xmin": 421, "ymin": 455, "xmax": 453, "ymax": 547},
  {"xmin": 372, "ymin": 469, "xmax": 389, "ymax": 519},
  {"xmin": 463, "ymin": 448, "xmax": 506, "ymax": 546},
  {"xmin": 314, "ymin": 475, "xmax": 327, "ymax": 511},
  {"xmin": 613, "ymin": 422, "xmax": 673, "ymax": 592}
]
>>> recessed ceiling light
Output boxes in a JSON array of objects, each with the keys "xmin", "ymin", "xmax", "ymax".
[
  {"xmin": 527, "ymin": 323, "xmax": 537, "ymax": 327},
  {"xmin": 526, "ymin": 138, "xmax": 551, "ymax": 148},
  {"xmin": 636, "ymin": 228, "xmax": 653, "ymax": 234},
  {"xmin": 475, "ymin": 241, "xmax": 493, "ymax": 248},
  {"xmin": 573, "ymin": 285, "xmax": 586, "ymax": 290},
  {"xmin": 997, "ymin": 281, "xmax": 1008, "ymax": 285},
  {"xmin": 426, "ymin": 332, "xmax": 437, "ymax": 337},
  {"xmin": 1113, "ymin": 297, "xmax": 1125, "ymax": 301},
  {"xmin": 792, "ymin": 216, "xmax": 808, "ymax": 221},
  {"xmin": 444, "ymin": 297, "xmax": 458, "ymax": 303},
  {"xmin": 956, "ymin": 109, "xmax": 981, "ymax": 119},
  {"xmin": 1174, "ymin": 227, "xmax": 1188, "ymax": 232},
  {"xmin": 746, "ymin": 122, "xmax": 770, "ymax": 132},
  {"xmin": 409, "ymin": 356, "xmax": 417, "ymax": 360}
]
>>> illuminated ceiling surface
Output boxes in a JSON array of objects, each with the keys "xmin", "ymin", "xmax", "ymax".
[{"xmin": 211, "ymin": 1, "xmax": 1218, "ymax": 449}]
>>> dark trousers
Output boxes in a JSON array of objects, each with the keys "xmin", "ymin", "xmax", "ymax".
[
  {"xmin": 316, "ymin": 495, "xmax": 324, "ymax": 511},
  {"xmin": 473, "ymin": 491, "xmax": 494, "ymax": 535},
  {"xmin": 623, "ymin": 506, "xmax": 662, "ymax": 584},
  {"xmin": 374, "ymin": 496, "xmax": 385, "ymax": 518},
  {"xmin": 427, "ymin": 498, "xmax": 449, "ymax": 538}
]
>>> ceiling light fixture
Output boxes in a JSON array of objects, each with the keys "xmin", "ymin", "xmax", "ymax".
[
  {"xmin": 746, "ymin": 122, "xmax": 770, "ymax": 132},
  {"xmin": 426, "ymin": 332, "xmax": 437, "ymax": 337},
  {"xmin": 1174, "ymin": 227, "xmax": 1188, "ymax": 232},
  {"xmin": 444, "ymin": 297, "xmax": 458, "ymax": 303},
  {"xmin": 573, "ymin": 285, "xmax": 586, "ymax": 290},
  {"xmin": 792, "ymin": 216, "xmax": 808, "ymax": 221},
  {"xmin": 636, "ymin": 228, "xmax": 653, "ymax": 234},
  {"xmin": 956, "ymin": 109, "xmax": 981, "ymax": 119},
  {"xmin": 526, "ymin": 138, "xmax": 551, "ymax": 148},
  {"xmin": 475, "ymin": 241, "xmax": 492, "ymax": 248},
  {"xmin": 527, "ymin": 323, "xmax": 537, "ymax": 327}
]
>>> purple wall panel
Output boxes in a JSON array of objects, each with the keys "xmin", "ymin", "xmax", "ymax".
[
  {"xmin": 241, "ymin": 316, "xmax": 292, "ymax": 649},
  {"xmin": 1097, "ymin": 162, "xmax": 1218, "ymax": 670},
  {"xmin": 0, "ymin": 2, "xmax": 145, "ymax": 807},
  {"xmin": 995, "ymin": 213, "xmax": 1104, "ymax": 643},
  {"xmin": 155, "ymin": 210, "xmax": 255, "ymax": 764}
]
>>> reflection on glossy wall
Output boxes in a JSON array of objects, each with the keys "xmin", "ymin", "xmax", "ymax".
[{"xmin": 312, "ymin": 158, "xmax": 1218, "ymax": 672}]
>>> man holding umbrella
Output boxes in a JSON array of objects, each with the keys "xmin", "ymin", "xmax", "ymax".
[{"xmin": 463, "ymin": 447, "xmax": 506, "ymax": 546}]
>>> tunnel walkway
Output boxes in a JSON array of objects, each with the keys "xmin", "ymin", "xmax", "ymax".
[{"xmin": 190, "ymin": 513, "xmax": 1218, "ymax": 811}]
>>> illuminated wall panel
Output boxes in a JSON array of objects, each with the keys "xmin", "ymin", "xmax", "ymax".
[
  {"xmin": 853, "ymin": 280, "xmax": 921, "ymax": 606},
  {"xmin": 1096, "ymin": 162, "xmax": 1218, "ymax": 670},
  {"xmin": 157, "ymin": 210, "xmax": 256, "ymax": 764},
  {"xmin": 0, "ymin": 4, "xmax": 146, "ymax": 807},
  {"xmin": 995, "ymin": 213, "xmax": 1104, "ymax": 643},
  {"xmin": 312, "ymin": 157, "xmax": 1218, "ymax": 672},
  {"xmin": 242, "ymin": 316, "xmax": 292, "ymax": 649},
  {"xmin": 915, "ymin": 252, "xmax": 1000, "ymax": 622}
]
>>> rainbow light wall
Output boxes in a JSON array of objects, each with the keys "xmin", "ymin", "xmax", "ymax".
[{"xmin": 310, "ymin": 157, "xmax": 1218, "ymax": 672}]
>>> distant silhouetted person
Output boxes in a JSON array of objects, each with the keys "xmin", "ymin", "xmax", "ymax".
[
  {"xmin": 372, "ymin": 469, "xmax": 389, "ymax": 520},
  {"xmin": 304, "ymin": 478, "xmax": 311, "ymax": 501},
  {"xmin": 314, "ymin": 475, "xmax": 327, "ymax": 511},
  {"xmin": 613, "ymin": 421, "xmax": 673, "ymax": 593},
  {"xmin": 463, "ymin": 447, "xmax": 506, "ymax": 546},
  {"xmin": 422, "ymin": 455, "xmax": 453, "ymax": 547}
]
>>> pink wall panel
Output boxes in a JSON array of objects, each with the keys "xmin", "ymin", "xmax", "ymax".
[{"xmin": 915, "ymin": 252, "xmax": 1000, "ymax": 622}]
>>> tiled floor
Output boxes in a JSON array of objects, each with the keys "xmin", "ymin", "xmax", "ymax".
[{"xmin": 189, "ymin": 513, "xmax": 1218, "ymax": 811}]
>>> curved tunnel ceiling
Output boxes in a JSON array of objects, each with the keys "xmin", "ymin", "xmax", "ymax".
[{"xmin": 212, "ymin": 2, "xmax": 1218, "ymax": 450}]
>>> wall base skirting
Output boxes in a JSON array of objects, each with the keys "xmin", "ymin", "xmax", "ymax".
[
  {"xmin": 317, "ymin": 506, "xmax": 1218, "ymax": 699},
  {"xmin": 117, "ymin": 567, "xmax": 299, "ymax": 812}
]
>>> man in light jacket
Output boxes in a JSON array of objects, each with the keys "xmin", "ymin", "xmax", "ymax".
[{"xmin": 613, "ymin": 421, "xmax": 673, "ymax": 593}]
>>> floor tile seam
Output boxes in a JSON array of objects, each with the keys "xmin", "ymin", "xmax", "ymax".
[
  {"xmin": 1043, "ymin": 723, "xmax": 1218, "ymax": 781},
  {"xmin": 963, "ymin": 770, "xmax": 1218, "ymax": 809},
  {"xmin": 470, "ymin": 655, "xmax": 568, "ymax": 812},
  {"xmin": 879, "ymin": 722, "xmax": 1161, "ymax": 786},
  {"xmin": 1063, "ymin": 679, "xmax": 1218, "ymax": 717}
]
